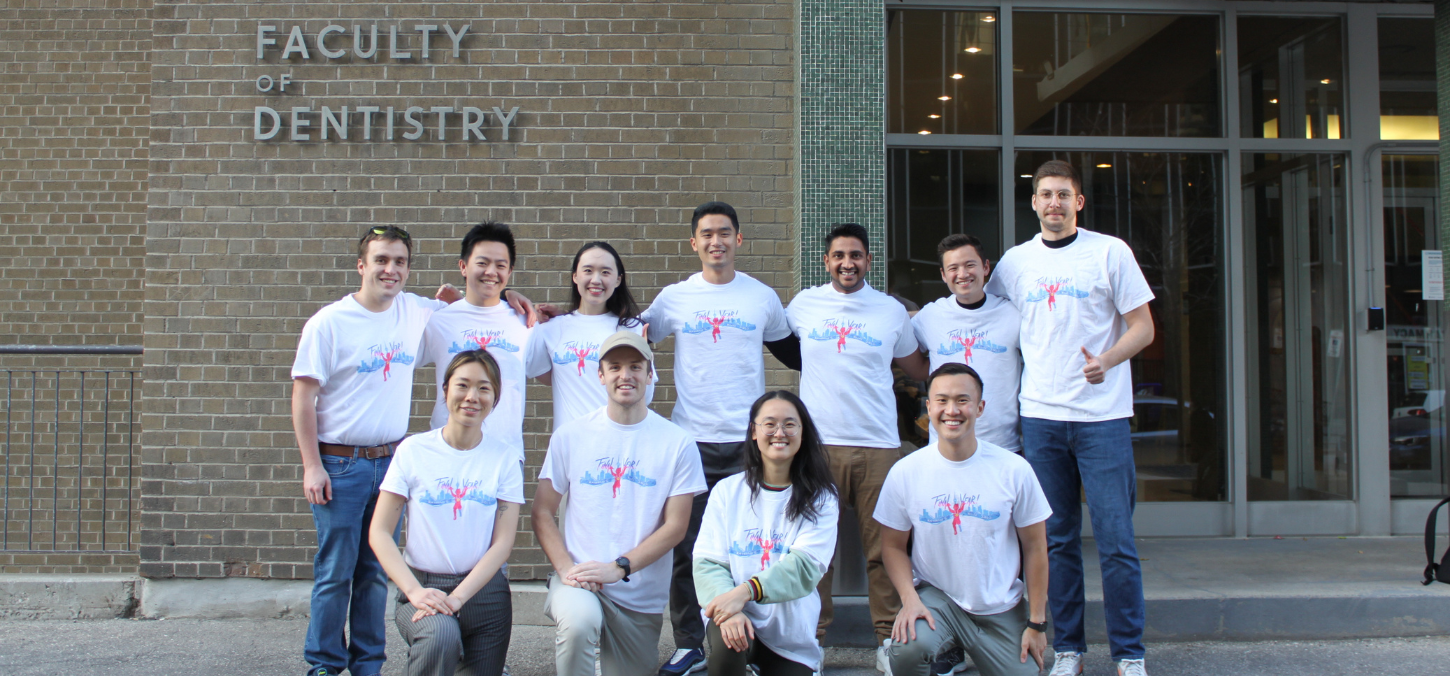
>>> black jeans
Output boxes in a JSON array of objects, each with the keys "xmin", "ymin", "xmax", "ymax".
[
  {"xmin": 706, "ymin": 620, "xmax": 815, "ymax": 676},
  {"xmin": 669, "ymin": 440, "xmax": 749, "ymax": 651}
]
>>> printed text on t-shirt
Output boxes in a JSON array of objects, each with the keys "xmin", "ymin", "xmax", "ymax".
[
  {"xmin": 917, "ymin": 493, "xmax": 1001, "ymax": 534},
  {"xmin": 579, "ymin": 457, "xmax": 658, "ymax": 498},
  {"xmin": 937, "ymin": 328, "xmax": 1009, "ymax": 364},
  {"xmin": 682, "ymin": 310, "xmax": 757, "ymax": 343},
  {"xmin": 1023, "ymin": 276, "xmax": 1090, "ymax": 311},
  {"xmin": 357, "ymin": 342, "xmax": 416, "ymax": 381},
  {"xmin": 806, "ymin": 318, "xmax": 882, "ymax": 353},
  {"xmin": 728, "ymin": 527, "xmax": 790, "ymax": 569}
]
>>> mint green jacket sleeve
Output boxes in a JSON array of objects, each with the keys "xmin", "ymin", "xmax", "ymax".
[
  {"xmin": 752, "ymin": 548, "xmax": 826, "ymax": 604},
  {"xmin": 693, "ymin": 557, "xmax": 737, "ymax": 608}
]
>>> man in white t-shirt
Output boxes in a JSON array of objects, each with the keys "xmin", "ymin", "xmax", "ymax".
[
  {"xmin": 877, "ymin": 363, "xmax": 1050, "ymax": 676},
  {"xmin": 638, "ymin": 201, "xmax": 795, "ymax": 676},
  {"xmin": 904, "ymin": 234, "xmax": 1023, "ymax": 453},
  {"xmin": 531, "ymin": 330, "xmax": 708, "ymax": 676},
  {"xmin": 291, "ymin": 226, "xmax": 455, "ymax": 676},
  {"xmin": 420, "ymin": 222, "xmax": 532, "ymax": 450},
  {"xmin": 785, "ymin": 223, "xmax": 926, "ymax": 664},
  {"xmin": 984, "ymin": 160, "xmax": 1156, "ymax": 676}
]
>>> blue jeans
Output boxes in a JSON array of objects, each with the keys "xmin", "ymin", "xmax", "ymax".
[
  {"xmin": 304, "ymin": 453, "xmax": 394, "ymax": 676},
  {"xmin": 1020, "ymin": 417, "xmax": 1145, "ymax": 661}
]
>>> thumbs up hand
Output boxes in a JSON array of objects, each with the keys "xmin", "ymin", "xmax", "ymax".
[{"xmin": 1081, "ymin": 347, "xmax": 1106, "ymax": 385}]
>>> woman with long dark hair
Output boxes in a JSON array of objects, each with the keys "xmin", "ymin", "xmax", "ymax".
[
  {"xmin": 523, "ymin": 241, "xmax": 655, "ymax": 430},
  {"xmin": 692, "ymin": 390, "xmax": 840, "ymax": 676}
]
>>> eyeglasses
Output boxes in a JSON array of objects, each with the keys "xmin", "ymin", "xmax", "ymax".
[
  {"xmin": 369, "ymin": 225, "xmax": 411, "ymax": 240},
  {"xmin": 1035, "ymin": 190, "xmax": 1076, "ymax": 202},
  {"xmin": 753, "ymin": 420, "xmax": 801, "ymax": 437}
]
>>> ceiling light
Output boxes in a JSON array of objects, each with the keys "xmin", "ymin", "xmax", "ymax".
[
  {"xmin": 938, "ymin": 95, "xmax": 952, "ymax": 101},
  {"xmin": 1321, "ymin": 79, "xmax": 1331, "ymax": 84},
  {"xmin": 1269, "ymin": 98, "xmax": 1278, "ymax": 104},
  {"xmin": 918, "ymin": 130, "xmax": 932, "ymax": 135},
  {"xmin": 965, "ymin": 47, "xmax": 982, "ymax": 54},
  {"xmin": 951, "ymin": 73, "xmax": 964, "ymax": 79},
  {"xmin": 1020, "ymin": 174, "xmax": 1033, "ymax": 178},
  {"xmin": 1096, "ymin": 163, "xmax": 1112, "ymax": 168},
  {"xmin": 928, "ymin": 114, "xmax": 941, "ymax": 119},
  {"xmin": 983, "ymin": 16, "xmax": 996, "ymax": 23}
]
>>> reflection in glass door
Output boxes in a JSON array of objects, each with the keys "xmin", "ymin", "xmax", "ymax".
[
  {"xmin": 1244, "ymin": 153, "xmax": 1352, "ymax": 500},
  {"xmin": 1384, "ymin": 155, "xmax": 1445, "ymax": 498}
]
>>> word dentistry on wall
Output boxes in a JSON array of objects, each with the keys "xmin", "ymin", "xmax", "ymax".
[{"xmin": 250, "ymin": 22, "xmax": 520, "ymax": 143}]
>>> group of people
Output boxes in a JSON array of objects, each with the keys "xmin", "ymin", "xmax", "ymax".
[{"xmin": 290, "ymin": 160, "xmax": 1157, "ymax": 676}]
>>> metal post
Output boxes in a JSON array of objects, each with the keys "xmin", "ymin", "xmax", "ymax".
[
  {"xmin": 127, "ymin": 371, "xmax": 135, "ymax": 552},
  {"xmin": 102, "ymin": 371, "xmax": 109, "ymax": 552},
  {"xmin": 76, "ymin": 372, "xmax": 82, "ymax": 551}
]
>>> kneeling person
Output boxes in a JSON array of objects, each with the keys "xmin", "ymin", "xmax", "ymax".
[
  {"xmin": 533, "ymin": 331, "xmax": 708, "ymax": 676},
  {"xmin": 878, "ymin": 364, "xmax": 1051, "ymax": 676},
  {"xmin": 369, "ymin": 350, "xmax": 524, "ymax": 676}
]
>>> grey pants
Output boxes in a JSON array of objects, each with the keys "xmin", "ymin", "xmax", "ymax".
[
  {"xmin": 395, "ymin": 567, "xmax": 512, "ymax": 676},
  {"xmin": 887, "ymin": 585, "xmax": 1038, "ymax": 676}
]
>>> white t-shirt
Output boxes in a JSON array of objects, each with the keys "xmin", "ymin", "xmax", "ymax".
[
  {"xmin": 911, "ymin": 295, "xmax": 1023, "ymax": 451},
  {"xmin": 641, "ymin": 272, "xmax": 792, "ymax": 443},
  {"xmin": 694, "ymin": 474, "xmax": 839, "ymax": 670},
  {"xmin": 379, "ymin": 428, "xmax": 525, "ymax": 575},
  {"xmin": 984, "ymin": 229, "xmax": 1155, "ymax": 421},
  {"xmin": 539, "ymin": 408, "xmax": 707, "ymax": 613},
  {"xmin": 523, "ymin": 312, "xmax": 656, "ymax": 431},
  {"xmin": 873, "ymin": 441, "xmax": 1051, "ymax": 615},
  {"xmin": 786, "ymin": 283, "xmax": 919, "ymax": 448},
  {"xmin": 419, "ymin": 300, "xmax": 533, "ymax": 450},
  {"xmin": 291, "ymin": 292, "xmax": 445, "ymax": 446}
]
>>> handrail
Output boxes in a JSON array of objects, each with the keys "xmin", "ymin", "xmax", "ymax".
[{"xmin": 0, "ymin": 345, "xmax": 142, "ymax": 355}]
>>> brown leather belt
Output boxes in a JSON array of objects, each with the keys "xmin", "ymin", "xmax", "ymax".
[{"xmin": 318, "ymin": 440, "xmax": 400, "ymax": 460}]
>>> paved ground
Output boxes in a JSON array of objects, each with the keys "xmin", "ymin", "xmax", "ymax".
[{"xmin": 0, "ymin": 618, "xmax": 1447, "ymax": 675}]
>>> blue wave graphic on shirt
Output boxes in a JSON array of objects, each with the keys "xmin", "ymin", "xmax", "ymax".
[
  {"xmin": 936, "ymin": 338, "xmax": 1009, "ymax": 357},
  {"xmin": 1023, "ymin": 286, "xmax": 1090, "ymax": 303},
  {"xmin": 552, "ymin": 352, "xmax": 599, "ymax": 365},
  {"xmin": 681, "ymin": 318, "xmax": 758, "ymax": 334},
  {"xmin": 357, "ymin": 353, "xmax": 416, "ymax": 373},
  {"xmin": 806, "ymin": 328, "xmax": 882, "ymax": 347},
  {"xmin": 417, "ymin": 489, "xmax": 498, "ymax": 507},
  {"xmin": 448, "ymin": 338, "xmax": 522, "ymax": 354},
  {"xmin": 918, "ymin": 504, "xmax": 1002, "ymax": 524},
  {"xmin": 727, "ymin": 540, "xmax": 788, "ymax": 557},
  {"xmin": 578, "ymin": 468, "xmax": 657, "ymax": 488}
]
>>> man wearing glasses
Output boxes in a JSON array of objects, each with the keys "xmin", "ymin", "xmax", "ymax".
[
  {"xmin": 985, "ymin": 160, "xmax": 1156, "ymax": 676},
  {"xmin": 290, "ymin": 226, "xmax": 460, "ymax": 676}
]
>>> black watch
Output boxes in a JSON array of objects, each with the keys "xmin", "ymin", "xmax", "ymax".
[
  {"xmin": 614, "ymin": 556, "xmax": 632, "ymax": 582},
  {"xmin": 1026, "ymin": 620, "xmax": 1048, "ymax": 633}
]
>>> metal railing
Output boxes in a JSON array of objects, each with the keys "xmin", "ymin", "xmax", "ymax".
[{"xmin": 1, "ymin": 346, "xmax": 141, "ymax": 553}]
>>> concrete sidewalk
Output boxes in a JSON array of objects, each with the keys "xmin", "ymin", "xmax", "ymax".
[{"xmin": 4, "ymin": 536, "xmax": 1449, "ymax": 647}]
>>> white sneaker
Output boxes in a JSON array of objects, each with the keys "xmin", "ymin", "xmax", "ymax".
[
  {"xmin": 875, "ymin": 638, "xmax": 893, "ymax": 675},
  {"xmin": 1117, "ymin": 658, "xmax": 1147, "ymax": 676},
  {"xmin": 1048, "ymin": 651, "xmax": 1083, "ymax": 676}
]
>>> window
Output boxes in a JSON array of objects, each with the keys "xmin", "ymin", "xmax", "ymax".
[
  {"xmin": 887, "ymin": 10, "xmax": 998, "ymax": 136},
  {"xmin": 886, "ymin": 149, "xmax": 1000, "ymax": 305},
  {"xmin": 1238, "ymin": 16, "xmax": 1345, "ymax": 139},
  {"xmin": 1378, "ymin": 18, "xmax": 1437, "ymax": 140}
]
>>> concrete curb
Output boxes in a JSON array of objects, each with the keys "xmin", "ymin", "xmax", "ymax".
[
  {"xmin": 138, "ymin": 577, "xmax": 312, "ymax": 620},
  {"xmin": 0, "ymin": 574, "xmax": 139, "ymax": 620}
]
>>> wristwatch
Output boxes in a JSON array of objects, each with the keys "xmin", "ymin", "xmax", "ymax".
[
  {"xmin": 1026, "ymin": 620, "xmax": 1048, "ymax": 633},
  {"xmin": 614, "ymin": 556, "xmax": 632, "ymax": 582}
]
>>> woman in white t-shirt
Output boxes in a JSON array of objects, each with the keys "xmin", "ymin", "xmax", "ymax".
[
  {"xmin": 525, "ymin": 241, "xmax": 653, "ymax": 430},
  {"xmin": 369, "ymin": 350, "xmax": 525, "ymax": 676},
  {"xmin": 693, "ymin": 391, "xmax": 840, "ymax": 676}
]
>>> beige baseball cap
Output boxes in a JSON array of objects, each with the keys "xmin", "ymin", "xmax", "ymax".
[{"xmin": 598, "ymin": 329, "xmax": 653, "ymax": 363}]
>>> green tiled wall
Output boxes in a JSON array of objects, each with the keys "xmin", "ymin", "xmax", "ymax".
[{"xmin": 799, "ymin": 0, "xmax": 886, "ymax": 291}]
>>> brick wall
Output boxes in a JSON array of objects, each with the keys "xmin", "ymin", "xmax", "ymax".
[
  {"xmin": 143, "ymin": 0, "xmax": 798, "ymax": 580},
  {"xmin": 0, "ymin": 0, "xmax": 149, "ymax": 573}
]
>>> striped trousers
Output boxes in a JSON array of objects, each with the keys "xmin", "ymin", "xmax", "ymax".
[{"xmin": 395, "ymin": 567, "xmax": 512, "ymax": 676}]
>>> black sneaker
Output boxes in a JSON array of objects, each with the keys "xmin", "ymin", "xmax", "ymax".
[{"xmin": 930, "ymin": 646, "xmax": 967, "ymax": 676}]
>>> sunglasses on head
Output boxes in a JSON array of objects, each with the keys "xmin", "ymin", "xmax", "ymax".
[{"xmin": 369, "ymin": 226, "xmax": 411, "ymax": 240}]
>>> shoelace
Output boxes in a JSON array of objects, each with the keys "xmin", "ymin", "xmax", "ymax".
[
  {"xmin": 1118, "ymin": 658, "xmax": 1147, "ymax": 676},
  {"xmin": 1048, "ymin": 652, "xmax": 1082, "ymax": 676}
]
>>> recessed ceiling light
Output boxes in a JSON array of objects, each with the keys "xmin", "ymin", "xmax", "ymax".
[
  {"xmin": 982, "ymin": 16, "xmax": 996, "ymax": 23},
  {"xmin": 918, "ymin": 130, "xmax": 932, "ymax": 135},
  {"xmin": 951, "ymin": 73, "xmax": 964, "ymax": 80},
  {"xmin": 1096, "ymin": 163, "xmax": 1112, "ymax": 168},
  {"xmin": 938, "ymin": 95, "xmax": 952, "ymax": 101},
  {"xmin": 1269, "ymin": 98, "xmax": 1278, "ymax": 104},
  {"xmin": 1020, "ymin": 174, "xmax": 1033, "ymax": 178},
  {"xmin": 1321, "ymin": 78, "xmax": 1331, "ymax": 84},
  {"xmin": 965, "ymin": 47, "xmax": 982, "ymax": 54},
  {"xmin": 928, "ymin": 114, "xmax": 941, "ymax": 119}
]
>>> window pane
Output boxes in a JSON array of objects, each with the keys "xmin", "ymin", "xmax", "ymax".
[
  {"xmin": 1384, "ymin": 155, "xmax": 1445, "ymax": 498},
  {"xmin": 1238, "ymin": 17, "xmax": 1345, "ymax": 139},
  {"xmin": 1013, "ymin": 152, "xmax": 1227, "ymax": 501},
  {"xmin": 886, "ymin": 148, "xmax": 1000, "ymax": 307},
  {"xmin": 887, "ymin": 10, "xmax": 999, "ymax": 136},
  {"xmin": 1012, "ymin": 13, "xmax": 1221, "ymax": 137},
  {"xmin": 1242, "ymin": 153, "xmax": 1352, "ymax": 500},
  {"xmin": 1379, "ymin": 18, "xmax": 1437, "ymax": 140}
]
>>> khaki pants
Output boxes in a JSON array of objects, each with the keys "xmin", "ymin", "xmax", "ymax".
[
  {"xmin": 816, "ymin": 444, "xmax": 903, "ymax": 643},
  {"xmin": 544, "ymin": 575, "xmax": 664, "ymax": 676},
  {"xmin": 888, "ymin": 586, "xmax": 1037, "ymax": 676}
]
